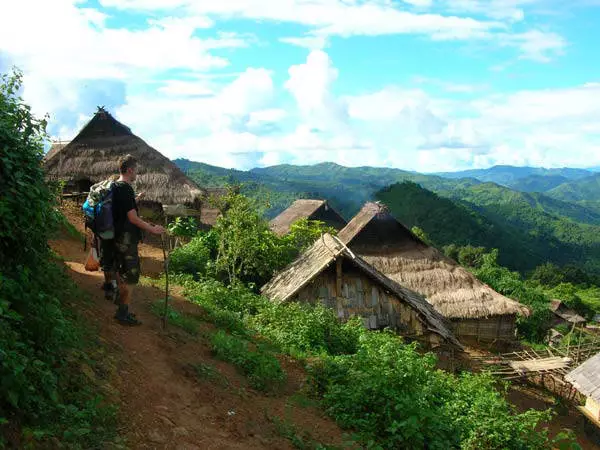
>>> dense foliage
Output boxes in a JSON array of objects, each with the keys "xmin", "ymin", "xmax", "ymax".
[
  {"xmin": 168, "ymin": 192, "xmax": 337, "ymax": 287},
  {"xmin": 0, "ymin": 71, "xmax": 116, "ymax": 447}
]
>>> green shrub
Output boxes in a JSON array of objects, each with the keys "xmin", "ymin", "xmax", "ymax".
[
  {"xmin": 310, "ymin": 330, "xmax": 555, "ymax": 449},
  {"xmin": 169, "ymin": 234, "xmax": 212, "ymax": 277},
  {"xmin": 210, "ymin": 330, "xmax": 285, "ymax": 391},
  {"xmin": 250, "ymin": 303, "xmax": 362, "ymax": 356}
]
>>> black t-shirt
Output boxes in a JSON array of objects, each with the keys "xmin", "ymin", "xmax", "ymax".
[{"xmin": 112, "ymin": 181, "xmax": 140, "ymax": 241}]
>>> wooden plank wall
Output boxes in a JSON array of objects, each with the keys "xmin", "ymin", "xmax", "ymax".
[
  {"xmin": 294, "ymin": 263, "xmax": 440, "ymax": 346},
  {"xmin": 451, "ymin": 315, "xmax": 516, "ymax": 342}
]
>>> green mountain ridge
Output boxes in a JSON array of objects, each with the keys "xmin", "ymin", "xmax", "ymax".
[
  {"xmin": 434, "ymin": 165, "xmax": 593, "ymax": 186},
  {"xmin": 175, "ymin": 159, "xmax": 600, "ymax": 273}
]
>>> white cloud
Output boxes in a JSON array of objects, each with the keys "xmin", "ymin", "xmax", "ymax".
[
  {"xmin": 285, "ymin": 50, "xmax": 348, "ymax": 131},
  {"xmin": 280, "ymin": 36, "xmax": 328, "ymax": 50}
]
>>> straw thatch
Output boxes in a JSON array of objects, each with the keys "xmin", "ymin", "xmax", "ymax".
[
  {"xmin": 550, "ymin": 300, "xmax": 586, "ymax": 325},
  {"xmin": 261, "ymin": 233, "xmax": 461, "ymax": 347},
  {"xmin": 44, "ymin": 108, "xmax": 204, "ymax": 206},
  {"xmin": 339, "ymin": 202, "xmax": 529, "ymax": 320},
  {"xmin": 566, "ymin": 353, "xmax": 600, "ymax": 402},
  {"xmin": 44, "ymin": 141, "xmax": 69, "ymax": 162},
  {"xmin": 270, "ymin": 199, "xmax": 347, "ymax": 236}
]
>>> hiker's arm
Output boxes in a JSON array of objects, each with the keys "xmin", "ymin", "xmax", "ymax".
[{"xmin": 127, "ymin": 209, "xmax": 165, "ymax": 235}]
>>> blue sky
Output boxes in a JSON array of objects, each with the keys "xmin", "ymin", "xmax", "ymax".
[{"xmin": 1, "ymin": 0, "xmax": 599, "ymax": 171}]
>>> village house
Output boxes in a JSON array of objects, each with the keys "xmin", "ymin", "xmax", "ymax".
[
  {"xmin": 566, "ymin": 353, "xmax": 600, "ymax": 443},
  {"xmin": 261, "ymin": 233, "xmax": 462, "ymax": 350},
  {"xmin": 550, "ymin": 299, "xmax": 586, "ymax": 328},
  {"xmin": 269, "ymin": 199, "xmax": 347, "ymax": 236},
  {"xmin": 44, "ymin": 107, "xmax": 205, "ymax": 213},
  {"xmin": 338, "ymin": 201, "xmax": 529, "ymax": 345}
]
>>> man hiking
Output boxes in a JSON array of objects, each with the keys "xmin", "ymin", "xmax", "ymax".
[{"xmin": 103, "ymin": 154, "xmax": 166, "ymax": 325}]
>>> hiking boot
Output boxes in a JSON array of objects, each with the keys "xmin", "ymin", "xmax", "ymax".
[{"xmin": 114, "ymin": 305, "xmax": 142, "ymax": 326}]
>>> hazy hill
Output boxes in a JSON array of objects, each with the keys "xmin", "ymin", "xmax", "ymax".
[
  {"xmin": 434, "ymin": 165, "xmax": 592, "ymax": 186},
  {"xmin": 508, "ymin": 174, "xmax": 570, "ymax": 193}
]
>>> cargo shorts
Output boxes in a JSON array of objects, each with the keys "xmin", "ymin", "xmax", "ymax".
[{"xmin": 114, "ymin": 232, "xmax": 140, "ymax": 285}]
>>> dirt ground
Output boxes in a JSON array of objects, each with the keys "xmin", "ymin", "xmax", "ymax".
[{"xmin": 50, "ymin": 203, "xmax": 349, "ymax": 449}]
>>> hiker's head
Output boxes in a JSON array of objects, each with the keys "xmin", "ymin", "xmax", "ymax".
[{"xmin": 119, "ymin": 154, "xmax": 137, "ymax": 182}]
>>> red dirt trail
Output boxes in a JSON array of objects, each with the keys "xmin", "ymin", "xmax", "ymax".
[{"xmin": 50, "ymin": 203, "xmax": 348, "ymax": 449}]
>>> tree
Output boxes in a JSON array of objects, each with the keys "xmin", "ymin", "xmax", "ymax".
[{"xmin": 213, "ymin": 192, "xmax": 281, "ymax": 286}]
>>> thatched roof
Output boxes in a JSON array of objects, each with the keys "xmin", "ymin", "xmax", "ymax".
[
  {"xmin": 261, "ymin": 233, "xmax": 461, "ymax": 347},
  {"xmin": 339, "ymin": 202, "xmax": 529, "ymax": 320},
  {"xmin": 270, "ymin": 199, "xmax": 346, "ymax": 236},
  {"xmin": 44, "ymin": 108, "xmax": 204, "ymax": 205},
  {"xmin": 550, "ymin": 300, "xmax": 586, "ymax": 324},
  {"xmin": 566, "ymin": 353, "xmax": 600, "ymax": 402},
  {"xmin": 44, "ymin": 141, "xmax": 69, "ymax": 162}
]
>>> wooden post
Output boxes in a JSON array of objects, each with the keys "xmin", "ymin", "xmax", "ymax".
[{"xmin": 336, "ymin": 258, "xmax": 343, "ymax": 298}]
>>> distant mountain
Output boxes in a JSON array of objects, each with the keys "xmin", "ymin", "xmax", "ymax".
[
  {"xmin": 175, "ymin": 159, "xmax": 600, "ymax": 273},
  {"xmin": 378, "ymin": 182, "xmax": 600, "ymax": 273},
  {"xmin": 508, "ymin": 174, "xmax": 570, "ymax": 193},
  {"xmin": 435, "ymin": 165, "xmax": 593, "ymax": 187},
  {"xmin": 547, "ymin": 173, "xmax": 600, "ymax": 213}
]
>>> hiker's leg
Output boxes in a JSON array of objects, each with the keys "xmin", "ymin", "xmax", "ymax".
[
  {"xmin": 100, "ymin": 238, "xmax": 118, "ymax": 302},
  {"xmin": 114, "ymin": 235, "xmax": 141, "ymax": 325}
]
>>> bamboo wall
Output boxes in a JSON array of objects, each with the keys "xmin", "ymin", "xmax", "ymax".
[
  {"xmin": 451, "ymin": 315, "xmax": 517, "ymax": 344},
  {"xmin": 294, "ymin": 261, "xmax": 442, "ymax": 347}
]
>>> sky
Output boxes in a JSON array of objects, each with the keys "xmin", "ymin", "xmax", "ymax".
[{"xmin": 1, "ymin": 0, "xmax": 600, "ymax": 172}]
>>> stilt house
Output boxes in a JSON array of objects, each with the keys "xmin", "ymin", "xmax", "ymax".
[
  {"xmin": 338, "ymin": 202, "xmax": 529, "ymax": 345},
  {"xmin": 261, "ymin": 233, "xmax": 462, "ymax": 350}
]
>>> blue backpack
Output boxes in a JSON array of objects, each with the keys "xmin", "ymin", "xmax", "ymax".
[{"xmin": 83, "ymin": 179, "xmax": 116, "ymax": 240}]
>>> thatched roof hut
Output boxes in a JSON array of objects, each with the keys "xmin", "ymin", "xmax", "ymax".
[
  {"xmin": 550, "ymin": 300, "xmax": 586, "ymax": 327},
  {"xmin": 44, "ymin": 108, "xmax": 204, "ymax": 206},
  {"xmin": 338, "ymin": 202, "xmax": 528, "ymax": 344},
  {"xmin": 262, "ymin": 233, "xmax": 462, "ymax": 349},
  {"xmin": 566, "ymin": 353, "xmax": 600, "ymax": 425},
  {"xmin": 270, "ymin": 199, "xmax": 347, "ymax": 236}
]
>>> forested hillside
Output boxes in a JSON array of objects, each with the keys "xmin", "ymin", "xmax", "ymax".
[
  {"xmin": 377, "ymin": 182, "xmax": 600, "ymax": 273},
  {"xmin": 547, "ymin": 173, "xmax": 600, "ymax": 213},
  {"xmin": 176, "ymin": 159, "xmax": 600, "ymax": 274}
]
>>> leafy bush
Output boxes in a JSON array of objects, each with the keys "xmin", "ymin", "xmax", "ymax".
[
  {"xmin": 0, "ymin": 70, "xmax": 117, "ymax": 447},
  {"xmin": 167, "ymin": 217, "xmax": 199, "ymax": 238},
  {"xmin": 310, "ymin": 330, "xmax": 556, "ymax": 449},
  {"xmin": 473, "ymin": 250, "xmax": 553, "ymax": 342},
  {"xmin": 210, "ymin": 330, "xmax": 285, "ymax": 391},
  {"xmin": 250, "ymin": 302, "xmax": 361, "ymax": 356},
  {"xmin": 168, "ymin": 234, "xmax": 212, "ymax": 277}
]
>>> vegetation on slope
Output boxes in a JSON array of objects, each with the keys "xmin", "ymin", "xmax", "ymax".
[
  {"xmin": 0, "ymin": 71, "xmax": 118, "ymax": 447},
  {"xmin": 508, "ymin": 174, "xmax": 570, "ymax": 193},
  {"xmin": 161, "ymin": 196, "xmax": 576, "ymax": 449},
  {"xmin": 548, "ymin": 173, "xmax": 600, "ymax": 213}
]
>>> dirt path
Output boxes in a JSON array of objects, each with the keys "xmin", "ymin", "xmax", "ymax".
[{"xmin": 50, "ymin": 204, "xmax": 348, "ymax": 449}]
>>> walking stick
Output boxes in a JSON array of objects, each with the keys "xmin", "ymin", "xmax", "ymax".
[{"xmin": 160, "ymin": 233, "xmax": 170, "ymax": 330}]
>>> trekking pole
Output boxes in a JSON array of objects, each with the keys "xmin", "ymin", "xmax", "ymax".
[{"xmin": 160, "ymin": 233, "xmax": 170, "ymax": 330}]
